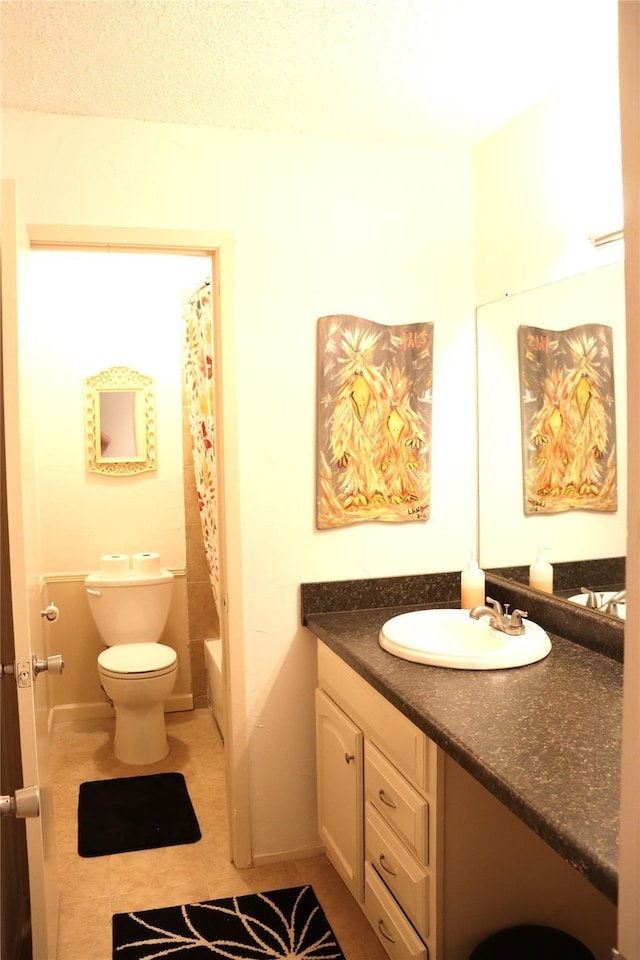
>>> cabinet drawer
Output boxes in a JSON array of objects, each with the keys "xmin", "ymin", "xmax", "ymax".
[
  {"xmin": 366, "ymin": 741, "xmax": 429, "ymax": 863},
  {"xmin": 364, "ymin": 862, "xmax": 428, "ymax": 960},
  {"xmin": 366, "ymin": 802, "xmax": 429, "ymax": 940},
  {"xmin": 318, "ymin": 643, "xmax": 432, "ymax": 791}
]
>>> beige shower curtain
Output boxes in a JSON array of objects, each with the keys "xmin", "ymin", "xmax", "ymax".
[{"xmin": 184, "ymin": 279, "xmax": 220, "ymax": 617}]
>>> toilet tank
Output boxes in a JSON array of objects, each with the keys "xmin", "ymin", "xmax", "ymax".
[{"xmin": 85, "ymin": 569, "xmax": 174, "ymax": 645}]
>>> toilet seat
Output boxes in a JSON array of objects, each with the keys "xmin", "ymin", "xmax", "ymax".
[{"xmin": 98, "ymin": 643, "xmax": 177, "ymax": 679}]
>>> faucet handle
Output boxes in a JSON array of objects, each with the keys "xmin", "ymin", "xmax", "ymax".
[
  {"xmin": 510, "ymin": 608, "xmax": 528, "ymax": 626},
  {"xmin": 485, "ymin": 597, "xmax": 504, "ymax": 616}
]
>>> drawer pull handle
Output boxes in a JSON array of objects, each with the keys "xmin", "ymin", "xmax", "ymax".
[
  {"xmin": 378, "ymin": 789, "xmax": 396, "ymax": 809},
  {"xmin": 379, "ymin": 854, "xmax": 397, "ymax": 876},
  {"xmin": 378, "ymin": 919, "xmax": 396, "ymax": 944},
  {"xmin": 345, "ymin": 753, "xmax": 355, "ymax": 764}
]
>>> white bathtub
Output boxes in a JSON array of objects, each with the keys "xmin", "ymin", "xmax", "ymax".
[{"xmin": 204, "ymin": 638, "xmax": 225, "ymax": 739}]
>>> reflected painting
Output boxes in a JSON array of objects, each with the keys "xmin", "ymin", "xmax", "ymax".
[
  {"xmin": 317, "ymin": 314, "xmax": 433, "ymax": 529},
  {"xmin": 518, "ymin": 324, "xmax": 617, "ymax": 515}
]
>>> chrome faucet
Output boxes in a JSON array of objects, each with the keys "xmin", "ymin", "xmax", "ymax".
[
  {"xmin": 580, "ymin": 586, "xmax": 625, "ymax": 617},
  {"xmin": 469, "ymin": 597, "xmax": 529, "ymax": 636},
  {"xmin": 601, "ymin": 589, "xmax": 626, "ymax": 616},
  {"xmin": 580, "ymin": 587, "xmax": 601, "ymax": 609}
]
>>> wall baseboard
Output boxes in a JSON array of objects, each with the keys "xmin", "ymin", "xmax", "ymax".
[
  {"xmin": 251, "ymin": 845, "xmax": 326, "ymax": 867},
  {"xmin": 51, "ymin": 692, "xmax": 194, "ymax": 724}
]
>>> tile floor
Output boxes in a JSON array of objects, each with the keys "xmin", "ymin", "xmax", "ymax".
[{"xmin": 51, "ymin": 707, "xmax": 387, "ymax": 960}]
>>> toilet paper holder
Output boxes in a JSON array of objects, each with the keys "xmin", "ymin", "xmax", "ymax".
[{"xmin": 40, "ymin": 602, "xmax": 60, "ymax": 622}]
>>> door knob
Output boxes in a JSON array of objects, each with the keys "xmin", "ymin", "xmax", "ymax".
[
  {"xmin": 0, "ymin": 785, "xmax": 40, "ymax": 819},
  {"xmin": 32, "ymin": 654, "xmax": 64, "ymax": 677},
  {"xmin": 2, "ymin": 655, "xmax": 64, "ymax": 685}
]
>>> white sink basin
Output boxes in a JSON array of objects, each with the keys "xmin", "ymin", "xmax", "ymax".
[
  {"xmin": 379, "ymin": 608, "xmax": 552, "ymax": 670},
  {"xmin": 567, "ymin": 592, "xmax": 626, "ymax": 619}
]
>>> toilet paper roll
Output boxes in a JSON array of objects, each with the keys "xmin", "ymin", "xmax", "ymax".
[
  {"xmin": 100, "ymin": 554, "xmax": 130, "ymax": 576},
  {"xmin": 132, "ymin": 552, "xmax": 161, "ymax": 576}
]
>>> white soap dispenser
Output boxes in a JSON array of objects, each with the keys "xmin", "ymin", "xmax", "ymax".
[
  {"xmin": 530, "ymin": 545, "xmax": 553, "ymax": 593},
  {"xmin": 461, "ymin": 552, "xmax": 485, "ymax": 609}
]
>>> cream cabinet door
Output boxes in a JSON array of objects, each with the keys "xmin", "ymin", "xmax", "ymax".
[{"xmin": 315, "ymin": 688, "xmax": 364, "ymax": 900}]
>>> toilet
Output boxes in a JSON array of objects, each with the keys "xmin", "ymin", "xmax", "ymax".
[{"xmin": 85, "ymin": 567, "xmax": 177, "ymax": 765}]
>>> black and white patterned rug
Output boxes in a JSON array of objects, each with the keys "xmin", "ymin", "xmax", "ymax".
[{"xmin": 112, "ymin": 884, "xmax": 346, "ymax": 959}]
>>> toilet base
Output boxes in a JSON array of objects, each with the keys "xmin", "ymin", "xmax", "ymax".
[{"xmin": 113, "ymin": 701, "xmax": 169, "ymax": 765}]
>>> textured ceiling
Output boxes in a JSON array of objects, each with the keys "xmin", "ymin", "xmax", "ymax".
[{"xmin": 0, "ymin": 0, "xmax": 617, "ymax": 147}]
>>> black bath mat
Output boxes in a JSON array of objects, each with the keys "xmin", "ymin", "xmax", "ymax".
[
  {"xmin": 78, "ymin": 772, "xmax": 201, "ymax": 857},
  {"xmin": 112, "ymin": 885, "xmax": 346, "ymax": 959}
]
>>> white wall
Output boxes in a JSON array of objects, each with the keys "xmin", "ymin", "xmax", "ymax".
[
  {"xmin": 1, "ymin": 109, "xmax": 476, "ymax": 858},
  {"xmin": 28, "ymin": 250, "xmax": 208, "ymax": 572}
]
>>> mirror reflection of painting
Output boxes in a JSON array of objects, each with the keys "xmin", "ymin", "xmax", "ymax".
[
  {"xmin": 518, "ymin": 323, "xmax": 617, "ymax": 515},
  {"xmin": 99, "ymin": 391, "xmax": 138, "ymax": 458}
]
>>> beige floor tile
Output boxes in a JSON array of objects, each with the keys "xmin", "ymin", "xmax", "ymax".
[
  {"xmin": 108, "ymin": 842, "xmax": 210, "ymax": 901},
  {"xmin": 56, "ymin": 896, "xmax": 112, "ymax": 960},
  {"xmin": 52, "ymin": 708, "xmax": 389, "ymax": 960},
  {"xmin": 52, "ymin": 803, "xmax": 79, "ymax": 855},
  {"xmin": 56, "ymin": 850, "xmax": 111, "ymax": 905},
  {"xmin": 111, "ymin": 880, "xmax": 212, "ymax": 917}
]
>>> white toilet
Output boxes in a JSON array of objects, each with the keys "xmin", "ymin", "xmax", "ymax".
[{"xmin": 85, "ymin": 567, "xmax": 177, "ymax": 765}]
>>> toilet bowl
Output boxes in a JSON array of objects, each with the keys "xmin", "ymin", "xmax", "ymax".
[
  {"xmin": 98, "ymin": 643, "xmax": 178, "ymax": 764},
  {"xmin": 85, "ymin": 567, "xmax": 177, "ymax": 765}
]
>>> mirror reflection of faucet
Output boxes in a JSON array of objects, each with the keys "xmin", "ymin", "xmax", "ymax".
[
  {"xmin": 573, "ymin": 586, "xmax": 626, "ymax": 619},
  {"xmin": 580, "ymin": 587, "xmax": 601, "ymax": 608},
  {"xmin": 601, "ymin": 589, "xmax": 626, "ymax": 616}
]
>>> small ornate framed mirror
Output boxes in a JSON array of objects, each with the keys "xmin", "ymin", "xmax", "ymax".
[{"xmin": 84, "ymin": 366, "xmax": 156, "ymax": 475}]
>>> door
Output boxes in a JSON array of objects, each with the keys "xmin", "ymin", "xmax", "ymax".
[
  {"xmin": 1, "ymin": 389, "xmax": 32, "ymax": 958},
  {"xmin": 1, "ymin": 179, "xmax": 59, "ymax": 960},
  {"xmin": 315, "ymin": 688, "xmax": 364, "ymax": 900}
]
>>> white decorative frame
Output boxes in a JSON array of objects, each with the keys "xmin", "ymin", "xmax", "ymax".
[{"xmin": 84, "ymin": 366, "xmax": 156, "ymax": 475}]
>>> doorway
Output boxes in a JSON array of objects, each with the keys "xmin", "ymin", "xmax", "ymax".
[{"xmin": 25, "ymin": 226, "xmax": 250, "ymax": 871}]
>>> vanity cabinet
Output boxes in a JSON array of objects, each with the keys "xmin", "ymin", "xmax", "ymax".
[
  {"xmin": 316, "ymin": 641, "xmax": 442, "ymax": 959},
  {"xmin": 314, "ymin": 637, "xmax": 617, "ymax": 960}
]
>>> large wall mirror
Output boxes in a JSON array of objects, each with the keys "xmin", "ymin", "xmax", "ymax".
[
  {"xmin": 84, "ymin": 366, "xmax": 156, "ymax": 475},
  {"xmin": 476, "ymin": 260, "xmax": 627, "ymax": 616}
]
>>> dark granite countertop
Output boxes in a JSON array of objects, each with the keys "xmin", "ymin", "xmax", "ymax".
[{"xmin": 302, "ymin": 574, "xmax": 622, "ymax": 905}]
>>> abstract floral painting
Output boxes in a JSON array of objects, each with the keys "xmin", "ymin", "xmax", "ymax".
[
  {"xmin": 317, "ymin": 314, "xmax": 433, "ymax": 528},
  {"xmin": 518, "ymin": 323, "xmax": 617, "ymax": 515}
]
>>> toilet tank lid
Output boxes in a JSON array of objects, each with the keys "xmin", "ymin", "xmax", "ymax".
[
  {"xmin": 98, "ymin": 643, "xmax": 177, "ymax": 672},
  {"xmin": 85, "ymin": 569, "xmax": 174, "ymax": 588}
]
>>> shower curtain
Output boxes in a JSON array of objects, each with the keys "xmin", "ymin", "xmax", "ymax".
[{"xmin": 184, "ymin": 278, "xmax": 220, "ymax": 617}]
